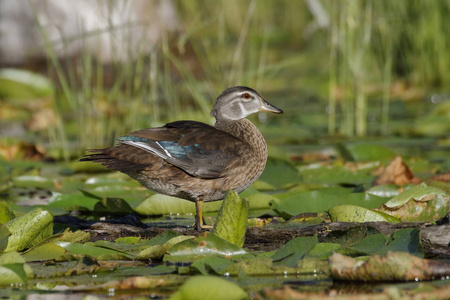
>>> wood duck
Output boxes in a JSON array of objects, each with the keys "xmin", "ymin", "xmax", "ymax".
[{"xmin": 81, "ymin": 86, "xmax": 283, "ymax": 229}]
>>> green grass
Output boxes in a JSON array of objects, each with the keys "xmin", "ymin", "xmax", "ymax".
[{"xmin": 25, "ymin": 0, "xmax": 450, "ymax": 159}]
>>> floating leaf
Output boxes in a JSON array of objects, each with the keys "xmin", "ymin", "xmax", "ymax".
[
  {"xmin": 384, "ymin": 183, "xmax": 447, "ymax": 208},
  {"xmin": 0, "ymin": 251, "xmax": 33, "ymax": 285},
  {"xmin": 330, "ymin": 251, "xmax": 448, "ymax": 281},
  {"xmin": 4, "ymin": 208, "xmax": 53, "ymax": 252},
  {"xmin": 0, "ymin": 202, "xmax": 15, "ymax": 224},
  {"xmin": 366, "ymin": 184, "xmax": 400, "ymax": 198},
  {"xmin": 164, "ymin": 232, "xmax": 252, "ymax": 263},
  {"xmin": 136, "ymin": 236, "xmax": 194, "ymax": 260},
  {"xmin": 271, "ymin": 188, "xmax": 387, "ymax": 219},
  {"xmin": 12, "ymin": 175, "xmax": 55, "ymax": 189},
  {"xmin": 48, "ymin": 192, "xmax": 99, "ymax": 211},
  {"xmin": 351, "ymin": 228, "xmax": 424, "ymax": 257},
  {"xmin": 21, "ymin": 242, "xmax": 68, "ymax": 262},
  {"xmin": 298, "ymin": 164, "xmax": 375, "ymax": 185},
  {"xmin": 93, "ymin": 197, "xmax": 135, "ymax": 214},
  {"xmin": 0, "ymin": 68, "xmax": 53, "ymax": 99},
  {"xmin": 258, "ymin": 159, "xmax": 301, "ymax": 189},
  {"xmin": 55, "ymin": 242, "xmax": 134, "ymax": 260},
  {"xmin": 271, "ymin": 236, "xmax": 318, "ymax": 267},
  {"xmin": 191, "ymin": 256, "xmax": 236, "ymax": 275},
  {"xmin": 213, "ymin": 191, "xmax": 248, "ymax": 247},
  {"xmin": 329, "ymin": 205, "xmax": 400, "ymax": 223},
  {"xmin": 169, "ymin": 275, "xmax": 248, "ymax": 300},
  {"xmin": 339, "ymin": 143, "xmax": 397, "ymax": 162},
  {"xmin": 225, "ymin": 257, "xmax": 329, "ymax": 276}
]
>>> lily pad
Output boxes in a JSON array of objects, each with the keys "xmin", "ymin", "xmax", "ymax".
[
  {"xmin": 0, "ymin": 202, "xmax": 15, "ymax": 224},
  {"xmin": 164, "ymin": 232, "xmax": 252, "ymax": 263},
  {"xmin": 258, "ymin": 159, "xmax": 301, "ymax": 189},
  {"xmin": 271, "ymin": 188, "xmax": 387, "ymax": 219},
  {"xmin": 338, "ymin": 143, "xmax": 397, "ymax": 162},
  {"xmin": 0, "ymin": 68, "xmax": 53, "ymax": 99},
  {"xmin": 4, "ymin": 208, "xmax": 53, "ymax": 252},
  {"xmin": 271, "ymin": 236, "xmax": 318, "ymax": 267},
  {"xmin": 384, "ymin": 182, "xmax": 447, "ymax": 208},
  {"xmin": 329, "ymin": 205, "xmax": 400, "ymax": 223},
  {"xmin": 213, "ymin": 191, "xmax": 248, "ymax": 247},
  {"xmin": 169, "ymin": 275, "xmax": 248, "ymax": 300}
]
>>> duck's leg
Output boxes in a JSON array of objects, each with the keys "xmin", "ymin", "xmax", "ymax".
[{"xmin": 194, "ymin": 199, "xmax": 204, "ymax": 230}]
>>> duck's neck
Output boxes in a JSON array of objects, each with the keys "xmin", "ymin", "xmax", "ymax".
[{"xmin": 214, "ymin": 118, "xmax": 268, "ymax": 156}]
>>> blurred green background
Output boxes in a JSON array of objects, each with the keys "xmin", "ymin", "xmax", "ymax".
[{"xmin": 0, "ymin": 0, "xmax": 449, "ymax": 161}]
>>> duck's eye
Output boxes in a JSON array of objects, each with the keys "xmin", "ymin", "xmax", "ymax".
[{"xmin": 242, "ymin": 93, "xmax": 252, "ymax": 100}]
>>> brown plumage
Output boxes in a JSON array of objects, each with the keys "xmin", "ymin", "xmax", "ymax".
[{"xmin": 81, "ymin": 86, "xmax": 283, "ymax": 229}]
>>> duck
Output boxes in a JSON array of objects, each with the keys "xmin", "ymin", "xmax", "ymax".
[{"xmin": 81, "ymin": 86, "xmax": 283, "ymax": 229}]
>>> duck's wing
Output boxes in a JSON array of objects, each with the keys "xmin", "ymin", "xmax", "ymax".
[{"xmin": 83, "ymin": 121, "xmax": 247, "ymax": 179}]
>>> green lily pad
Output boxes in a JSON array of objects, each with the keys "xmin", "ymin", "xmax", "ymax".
[
  {"xmin": 93, "ymin": 197, "xmax": 135, "ymax": 214},
  {"xmin": 258, "ymin": 159, "xmax": 301, "ymax": 189},
  {"xmin": 271, "ymin": 188, "xmax": 387, "ymax": 219},
  {"xmin": 271, "ymin": 236, "xmax": 318, "ymax": 267},
  {"xmin": 21, "ymin": 242, "xmax": 68, "ymax": 262},
  {"xmin": 384, "ymin": 182, "xmax": 447, "ymax": 208},
  {"xmin": 0, "ymin": 202, "xmax": 15, "ymax": 224},
  {"xmin": 164, "ymin": 232, "xmax": 252, "ymax": 263},
  {"xmin": 0, "ymin": 68, "xmax": 53, "ymax": 99},
  {"xmin": 191, "ymin": 256, "xmax": 236, "ymax": 275},
  {"xmin": 351, "ymin": 228, "xmax": 424, "ymax": 257},
  {"xmin": 12, "ymin": 175, "xmax": 55, "ymax": 189},
  {"xmin": 379, "ymin": 183, "xmax": 449, "ymax": 222},
  {"xmin": 4, "ymin": 208, "xmax": 53, "ymax": 252},
  {"xmin": 0, "ymin": 251, "xmax": 33, "ymax": 285},
  {"xmin": 338, "ymin": 143, "xmax": 397, "ymax": 162},
  {"xmin": 366, "ymin": 184, "xmax": 401, "ymax": 198},
  {"xmin": 329, "ymin": 205, "xmax": 400, "ymax": 223},
  {"xmin": 48, "ymin": 192, "xmax": 99, "ymax": 211},
  {"xmin": 213, "ymin": 191, "xmax": 248, "ymax": 247},
  {"xmin": 169, "ymin": 275, "xmax": 248, "ymax": 300},
  {"xmin": 136, "ymin": 236, "xmax": 195, "ymax": 260},
  {"xmin": 55, "ymin": 241, "xmax": 134, "ymax": 260},
  {"xmin": 298, "ymin": 164, "xmax": 375, "ymax": 185}
]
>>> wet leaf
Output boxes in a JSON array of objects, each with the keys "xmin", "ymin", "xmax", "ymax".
[
  {"xmin": 21, "ymin": 242, "xmax": 68, "ymax": 262},
  {"xmin": 379, "ymin": 183, "xmax": 449, "ymax": 222},
  {"xmin": 307, "ymin": 243, "xmax": 341, "ymax": 259},
  {"xmin": 136, "ymin": 236, "xmax": 194, "ymax": 260},
  {"xmin": 329, "ymin": 205, "xmax": 400, "ymax": 223},
  {"xmin": 366, "ymin": 184, "xmax": 400, "ymax": 198},
  {"xmin": 0, "ymin": 251, "xmax": 33, "ymax": 285},
  {"xmin": 271, "ymin": 188, "xmax": 387, "ymax": 219},
  {"xmin": 0, "ymin": 68, "xmax": 53, "ymax": 99},
  {"xmin": 213, "ymin": 191, "xmax": 248, "ymax": 247},
  {"xmin": 48, "ymin": 192, "xmax": 99, "ymax": 211},
  {"xmin": 384, "ymin": 182, "xmax": 447, "ymax": 208},
  {"xmin": 191, "ymin": 256, "xmax": 236, "ymax": 275},
  {"xmin": 351, "ymin": 228, "xmax": 424, "ymax": 257},
  {"xmin": 93, "ymin": 197, "xmax": 134, "ymax": 214},
  {"xmin": 298, "ymin": 164, "xmax": 375, "ymax": 185},
  {"xmin": 330, "ymin": 251, "xmax": 450, "ymax": 281},
  {"xmin": 271, "ymin": 236, "xmax": 318, "ymax": 267},
  {"xmin": 4, "ymin": 208, "xmax": 53, "ymax": 252},
  {"xmin": 169, "ymin": 275, "xmax": 248, "ymax": 300},
  {"xmin": 225, "ymin": 257, "xmax": 329, "ymax": 276},
  {"xmin": 339, "ymin": 143, "xmax": 397, "ymax": 162},
  {"xmin": 12, "ymin": 175, "xmax": 55, "ymax": 189},
  {"xmin": 0, "ymin": 201, "xmax": 15, "ymax": 224},
  {"xmin": 258, "ymin": 159, "xmax": 301, "ymax": 189},
  {"xmin": 0, "ymin": 225, "xmax": 10, "ymax": 252},
  {"xmin": 55, "ymin": 242, "xmax": 134, "ymax": 260},
  {"xmin": 164, "ymin": 232, "xmax": 252, "ymax": 263}
]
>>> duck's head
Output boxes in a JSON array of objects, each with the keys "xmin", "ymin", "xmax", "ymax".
[{"xmin": 211, "ymin": 86, "xmax": 283, "ymax": 121}]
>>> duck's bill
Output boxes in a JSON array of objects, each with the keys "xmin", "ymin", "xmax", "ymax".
[{"xmin": 259, "ymin": 99, "xmax": 284, "ymax": 114}]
